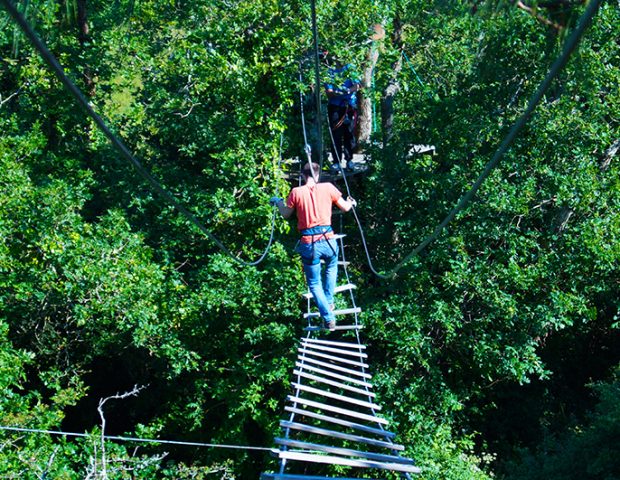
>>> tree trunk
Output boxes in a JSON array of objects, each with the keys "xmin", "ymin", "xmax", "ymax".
[
  {"xmin": 381, "ymin": 16, "xmax": 404, "ymax": 146},
  {"xmin": 356, "ymin": 45, "xmax": 379, "ymax": 147},
  {"xmin": 356, "ymin": 24, "xmax": 385, "ymax": 148},
  {"xmin": 77, "ymin": 0, "xmax": 95, "ymax": 97}
]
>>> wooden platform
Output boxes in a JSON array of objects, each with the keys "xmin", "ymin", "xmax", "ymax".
[{"xmin": 282, "ymin": 154, "xmax": 369, "ymax": 182}]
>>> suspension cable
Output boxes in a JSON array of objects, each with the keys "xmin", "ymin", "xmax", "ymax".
[
  {"xmin": 1, "ymin": 0, "xmax": 280, "ymax": 267},
  {"xmin": 327, "ymin": 0, "xmax": 603, "ymax": 279},
  {"xmin": 310, "ymin": 0, "xmax": 324, "ymax": 172},
  {"xmin": 298, "ymin": 62, "xmax": 319, "ymax": 184},
  {"xmin": 0, "ymin": 425, "xmax": 275, "ymax": 452},
  {"xmin": 326, "ymin": 110, "xmax": 388, "ymax": 279}
]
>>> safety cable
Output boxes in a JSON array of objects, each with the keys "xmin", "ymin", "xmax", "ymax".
[
  {"xmin": 326, "ymin": 110, "xmax": 389, "ymax": 280},
  {"xmin": 310, "ymin": 0, "xmax": 324, "ymax": 172},
  {"xmin": 1, "ymin": 0, "xmax": 280, "ymax": 268},
  {"xmin": 0, "ymin": 425, "xmax": 276, "ymax": 452},
  {"xmin": 298, "ymin": 64, "xmax": 311, "ymax": 151},
  {"xmin": 298, "ymin": 62, "xmax": 319, "ymax": 184},
  {"xmin": 327, "ymin": 0, "xmax": 602, "ymax": 279}
]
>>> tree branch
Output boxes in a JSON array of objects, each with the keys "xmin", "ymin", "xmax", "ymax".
[
  {"xmin": 600, "ymin": 138, "xmax": 619, "ymax": 172},
  {"xmin": 97, "ymin": 385, "xmax": 146, "ymax": 479},
  {"xmin": 0, "ymin": 83, "xmax": 26, "ymax": 108},
  {"xmin": 516, "ymin": 1, "xmax": 564, "ymax": 30},
  {"xmin": 174, "ymin": 102, "xmax": 201, "ymax": 118}
]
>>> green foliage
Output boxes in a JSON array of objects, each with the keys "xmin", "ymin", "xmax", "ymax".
[{"xmin": 1, "ymin": 0, "xmax": 618, "ymax": 478}]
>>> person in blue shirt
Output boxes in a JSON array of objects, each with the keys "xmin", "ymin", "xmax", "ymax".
[{"xmin": 324, "ymin": 62, "xmax": 361, "ymax": 173}]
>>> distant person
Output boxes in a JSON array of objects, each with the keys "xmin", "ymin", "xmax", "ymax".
[
  {"xmin": 270, "ymin": 162, "xmax": 357, "ymax": 330},
  {"xmin": 324, "ymin": 61, "xmax": 361, "ymax": 173}
]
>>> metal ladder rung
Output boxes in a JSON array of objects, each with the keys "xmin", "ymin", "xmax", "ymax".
[
  {"xmin": 291, "ymin": 383, "xmax": 381, "ymax": 410},
  {"xmin": 304, "ymin": 307, "xmax": 361, "ymax": 319},
  {"xmin": 298, "ymin": 348, "xmax": 369, "ymax": 368},
  {"xmin": 280, "ymin": 421, "xmax": 404, "ymax": 451},
  {"xmin": 320, "ymin": 260, "xmax": 350, "ymax": 267},
  {"xmin": 299, "ymin": 342, "xmax": 368, "ymax": 359},
  {"xmin": 295, "ymin": 362, "xmax": 372, "ymax": 387},
  {"xmin": 293, "ymin": 370, "xmax": 376, "ymax": 397},
  {"xmin": 303, "ymin": 338, "xmax": 366, "ymax": 350},
  {"xmin": 303, "ymin": 324, "xmax": 364, "ymax": 332},
  {"xmin": 284, "ymin": 407, "xmax": 395, "ymax": 438},
  {"xmin": 277, "ymin": 451, "xmax": 421, "ymax": 474},
  {"xmin": 274, "ymin": 438, "xmax": 414, "ymax": 465},
  {"xmin": 294, "ymin": 356, "xmax": 371, "ymax": 379},
  {"xmin": 261, "ymin": 474, "xmax": 384, "ymax": 480},
  {"xmin": 287, "ymin": 396, "xmax": 387, "ymax": 425},
  {"xmin": 302, "ymin": 283, "xmax": 356, "ymax": 299}
]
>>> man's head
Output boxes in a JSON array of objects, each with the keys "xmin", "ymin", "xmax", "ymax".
[{"xmin": 302, "ymin": 162, "xmax": 320, "ymax": 180}]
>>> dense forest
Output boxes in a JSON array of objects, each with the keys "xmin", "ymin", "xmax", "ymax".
[{"xmin": 1, "ymin": 0, "xmax": 619, "ymax": 478}]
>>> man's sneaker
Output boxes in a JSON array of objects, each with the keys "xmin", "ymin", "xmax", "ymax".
[{"xmin": 326, "ymin": 320, "xmax": 336, "ymax": 331}]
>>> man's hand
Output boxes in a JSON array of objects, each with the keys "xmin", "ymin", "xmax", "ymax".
[
  {"xmin": 347, "ymin": 196, "xmax": 357, "ymax": 208},
  {"xmin": 269, "ymin": 197, "xmax": 283, "ymax": 206}
]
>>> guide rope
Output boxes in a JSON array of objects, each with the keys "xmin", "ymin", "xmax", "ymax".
[
  {"xmin": 327, "ymin": 0, "xmax": 603, "ymax": 279},
  {"xmin": 310, "ymin": 0, "xmax": 324, "ymax": 172},
  {"xmin": 298, "ymin": 62, "xmax": 319, "ymax": 184},
  {"xmin": 1, "ymin": 0, "xmax": 281, "ymax": 268},
  {"xmin": 0, "ymin": 425, "xmax": 276, "ymax": 452}
]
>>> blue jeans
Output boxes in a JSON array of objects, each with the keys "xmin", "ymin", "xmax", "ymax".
[{"xmin": 297, "ymin": 239, "xmax": 339, "ymax": 323}]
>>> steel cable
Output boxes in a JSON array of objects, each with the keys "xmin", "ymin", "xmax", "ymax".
[{"xmin": 0, "ymin": 425, "xmax": 276, "ymax": 452}]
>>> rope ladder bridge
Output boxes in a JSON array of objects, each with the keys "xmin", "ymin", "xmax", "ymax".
[{"xmin": 261, "ymin": 199, "xmax": 420, "ymax": 479}]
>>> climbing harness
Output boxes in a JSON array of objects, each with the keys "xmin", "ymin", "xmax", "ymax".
[{"xmin": 330, "ymin": 104, "xmax": 358, "ymax": 131}]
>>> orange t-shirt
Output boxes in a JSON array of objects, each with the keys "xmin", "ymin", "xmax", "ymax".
[{"xmin": 286, "ymin": 182, "xmax": 342, "ymax": 232}]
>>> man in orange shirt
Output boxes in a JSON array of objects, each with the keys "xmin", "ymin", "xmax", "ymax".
[{"xmin": 271, "ymin": 162, "xmax": 356, "ymax": 330}]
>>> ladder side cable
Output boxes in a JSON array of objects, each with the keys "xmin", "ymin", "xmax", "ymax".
[{"xmin": 0, "ymin": 425, "xmax": 275, "ymax": 452}]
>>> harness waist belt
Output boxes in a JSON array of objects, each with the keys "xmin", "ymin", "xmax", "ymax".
[
  {"xmin": 301, "ymin": 226, "xmax": 333, "ymax": 236},
  {"xmin": 300, "ymin": 226, "xmax": 334, "ymax": 244}
]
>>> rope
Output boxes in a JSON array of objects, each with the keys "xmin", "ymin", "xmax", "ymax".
[
  {"xmin": 330, "ymin": 0, "xmax": 603, "ymax": 279},
  {"xmin": 0, "ymin": 425, "xmax": 276, "ymax": 452},
  {"xmin": 310, "ymin": 0, "xmax": 323, "ymax": 172},
  {"xmin": 325, "ymin": 111, "xmax": 389, "ymax": 280},
  {"xmin": 1, "ymin": 0, "xmax": 280, "ymax": 268},
  {"xmin": 298, "ymin": 62, "xmax": 319, "ymax": 183}
]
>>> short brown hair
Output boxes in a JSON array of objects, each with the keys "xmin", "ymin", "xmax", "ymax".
[{"xmin": 302, "ymin": 162, "xmax": 320, "ymax": 178}]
